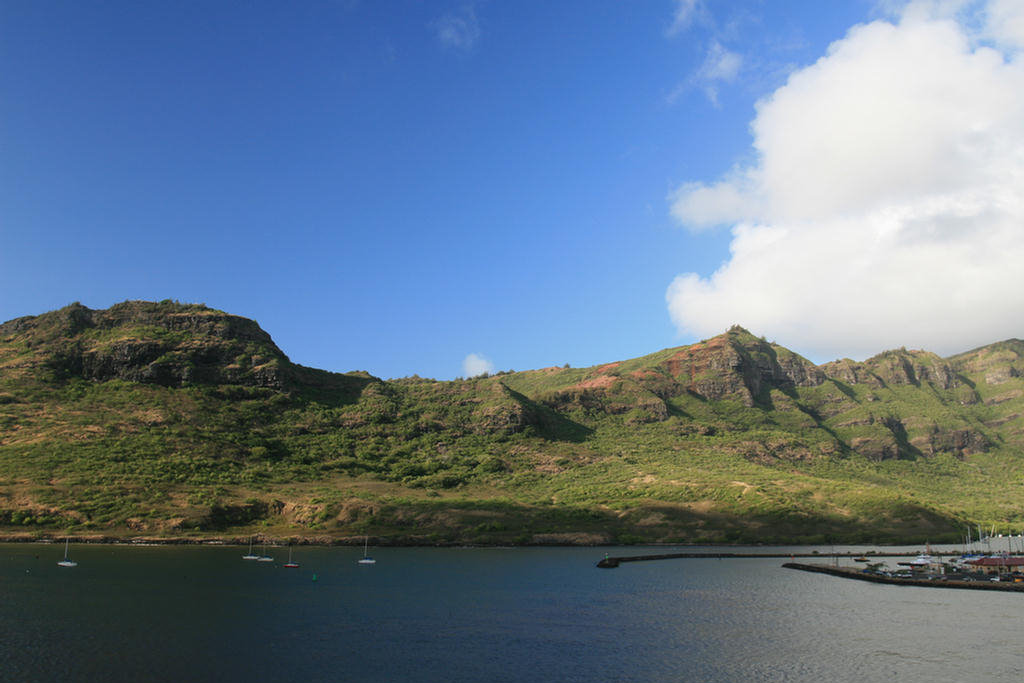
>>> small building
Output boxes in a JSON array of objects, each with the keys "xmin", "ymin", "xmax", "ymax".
[{"xmin": 965, "ymin": 556, "xmax": 1024, "ymax": 576}]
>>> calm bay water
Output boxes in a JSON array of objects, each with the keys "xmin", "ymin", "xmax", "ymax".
[{"xmin": 1, "ymin": 543, "xmax": 1022, "ymax": 682}]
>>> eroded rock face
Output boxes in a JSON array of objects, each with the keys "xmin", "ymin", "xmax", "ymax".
[
  {"xmin": 3, "ymin": 301, "xmax": 290, "ymax": 389},
  {"xmin": 820, "ymin": 359, "xmax": 882, "ymax": 387},
  {"xmin": 848, "ymin": 436, "xmax": 900, "ymax": 460},
  {"xmin": 664, "ymin": 336, "xmax": 749, "ymax": 401},
  {"xmin": 773, "ymin": 350, "xmax": 827, "ymax": 388},
  {"xmin": 822, "ymin": 350, "xmax": 961, "ymax": 390},
  {"xmin": 912, "ymin": 428, "xmax": 989, "ymax": 457},
  {"xmin": 661, "ymin": 328, "xmax": 823, "ymax": 404}
]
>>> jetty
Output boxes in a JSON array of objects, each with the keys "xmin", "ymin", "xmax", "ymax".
[
  {"xmin": 783, "ymin": 562, "xmax": 1024, "ymax": 592},
  {"xmin": 595, "ymin": 551, "xmax": 896, "ymax": 568}
]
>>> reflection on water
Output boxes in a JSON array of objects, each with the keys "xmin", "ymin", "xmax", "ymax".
[{"xmin": 1, "ymin": 544, "xmax": 1022, "ymax": 682}]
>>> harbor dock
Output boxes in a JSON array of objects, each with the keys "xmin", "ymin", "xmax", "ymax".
[
  {"xmin": 595, "ymin": 551, "xmax": 899, "ymax": 568},
  {"xmin": 783, "ymin": 562, "xmax": 1024, "ymax": 592}
]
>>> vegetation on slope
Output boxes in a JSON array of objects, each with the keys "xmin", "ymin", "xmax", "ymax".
[{"xmin": 2, "ymin": 302, "xmax": 1023, "ymax": 544}]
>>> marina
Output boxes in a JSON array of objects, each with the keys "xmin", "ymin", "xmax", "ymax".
[
  {"xmin": 783, "ymin": 562, "xmax": 1024, "ymax": 592},
  {"xmin": 597, "ymin": 550, "xmax": 904, "ymax": 568},
  {"xmin": 597, "ymin": 537, "xmax": 1024, "ymax": 594}
]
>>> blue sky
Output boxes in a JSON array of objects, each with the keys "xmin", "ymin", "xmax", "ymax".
[{"xmin": 2, "ymin": 1, "xmax": 1023, "ymax": 380}]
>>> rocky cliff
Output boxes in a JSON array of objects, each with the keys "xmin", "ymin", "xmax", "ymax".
[{"xmin": 0, "ymin": 300, "xmax": 291, "ymax": 389}]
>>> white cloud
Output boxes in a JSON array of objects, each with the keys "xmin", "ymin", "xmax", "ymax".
[
  {"xmin": 668, "ymin": 0, "xmax": 702, "ymax": 36},
  {"xmin": 665, "ymin": 0, "xmax": 742, "ymax": 106},
  {"xmin": 702, "ymin": 43, "xmax": 742, "ymax": 81},
  {"xmin": 667, "ymin": 43, "xmax": 744, "ymax": 106},
  {"xmin": 985, "ymin": 0, "xmax": 1024, "ymax": 48},
  {"xmin": 433, "ymin": 4, "xmax": 481, "ymax": 50},
  {"xmin": 694, "ymin": 41, "xmax": 743, "ymax": 105},
  {"xmin": 462, "ymin": 353, "xmax": 494, "ymax": 378},
  {"xmin": 669, "ymin": 174, "xmax": 760, "ymax": 228},
  {"xmin": 666, "ymin": 0, "xmax": 1024, "ymax": 361}
]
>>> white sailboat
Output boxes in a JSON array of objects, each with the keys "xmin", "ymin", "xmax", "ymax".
[
  {"xmin": 358, "ymin": 536, "xmax": 376, "ymax": 565},
  {"xmin": 242, "ymin": 536, "xmax": 260, "ymax": 560},
  {"xmin": 57, "ymin": 538, "xmax": 77, "ymax": 567},
  {"xmin": 257, "ymin": 541, "xmax": 274, "ymax": 562}
]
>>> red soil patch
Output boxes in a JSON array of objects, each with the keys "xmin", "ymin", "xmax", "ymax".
[
  {"xmin": 664, "ymin": 337, "xmax": 729, "ymax": 378},
  {"xmin": 571, "ymin": 375, "xmax": 617, "ymax": 390}
]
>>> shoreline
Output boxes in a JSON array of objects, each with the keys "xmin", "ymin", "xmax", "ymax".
[
  {"xmin": 0, "ymin": 532, "xmax": 966, "ymax": 552},
  {"xmin": 0, "ymin": 533, "xmax": 438, "ymax": 547}
]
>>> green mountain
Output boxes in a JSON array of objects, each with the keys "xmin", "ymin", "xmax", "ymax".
[{"xmin": 2, "ymin": 301, "xmax": 1023, "ymax": 544}]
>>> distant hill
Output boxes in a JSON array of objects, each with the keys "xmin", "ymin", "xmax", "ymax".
[{"xmin": 2, "ymin": 301, "xmax": 1023, "ymax": 544}]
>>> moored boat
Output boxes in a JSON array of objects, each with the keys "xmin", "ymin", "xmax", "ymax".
[
  {"xmin": 358, "ymin": 536, "xmax": 376, "ymax": 565},
  {"xmin": 57, "ymin": 538, "xmax": 77, "ymax": 567},
  {"xmin": 242, "ymin": 536, "xmax": 260, "ymax": 560}
]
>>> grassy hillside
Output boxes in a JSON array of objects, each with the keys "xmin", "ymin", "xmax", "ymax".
[{"xmin": 1, "ymin": 302, "xmax": 1023, "ymax": 544}]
